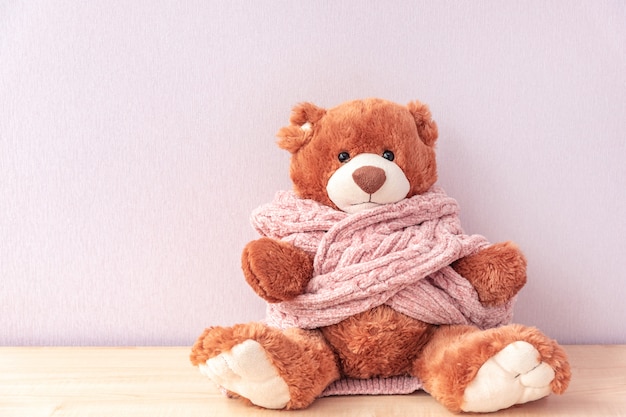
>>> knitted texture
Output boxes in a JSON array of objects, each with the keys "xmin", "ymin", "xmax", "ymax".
[
  {"xmin": 252, "ymin": 187, "xmax": 515, "ymax": 331},
  {"xmin": 322, "ymin": 376, "xmax": 423, "ymax": 396}
]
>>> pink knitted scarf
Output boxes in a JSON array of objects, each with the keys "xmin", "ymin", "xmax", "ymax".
[
  {"xmin": 252, "ymin": 187, "xmax": 515, "ymax": 331},
  {"xmin": 250, "ymin": 187, "xmax": 516, "ymax": 396}
]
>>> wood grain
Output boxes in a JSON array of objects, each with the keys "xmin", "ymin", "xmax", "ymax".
[{"xmin": 1, "ymin": 345, "xmax": 624, "ymax": 416}]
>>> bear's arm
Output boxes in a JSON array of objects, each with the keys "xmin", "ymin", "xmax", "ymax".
[
  {"xmin": 241, "ymin": 237, "xmax": 314, "ymax": 303},
  {"xmin": 451, "ymin": 242, "xmax": 527, "ymax": 307}
]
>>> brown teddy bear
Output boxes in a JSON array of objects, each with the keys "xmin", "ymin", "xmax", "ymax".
[{"xmin": 190, "ymin": 98, "xmax": 571, "ymax": 413}]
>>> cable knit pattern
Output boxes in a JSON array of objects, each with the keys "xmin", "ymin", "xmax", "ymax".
[{"xmin": 251, "ymin": 187, "xmax": 515, "ymax": 331}]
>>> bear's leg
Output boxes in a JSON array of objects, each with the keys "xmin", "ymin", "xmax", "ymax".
[
  {"xmin": 190, "ymin": 323, "xmax": 340, "ymax": 409},
  {"xmin": 413, "ymin": 324, "xmax": 571, "ymax": 413}
]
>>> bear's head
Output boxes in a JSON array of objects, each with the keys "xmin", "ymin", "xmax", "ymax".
[{"xmin": 277, "ymin": 98, "xmax": 439, "ymax": 213}]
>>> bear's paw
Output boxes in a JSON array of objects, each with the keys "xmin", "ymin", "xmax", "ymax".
[
  {"xmin": 461, "ymin": 341, "xmax": 555, "ymax": 412},
  {"xmin": 199, "ymin": 339, "xmax": 291, "ymax": 409}
]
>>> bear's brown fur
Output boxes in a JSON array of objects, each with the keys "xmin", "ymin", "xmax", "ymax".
[{"xmin": 191, "ymin": 98, "xmax": 570, "ymax": 412}]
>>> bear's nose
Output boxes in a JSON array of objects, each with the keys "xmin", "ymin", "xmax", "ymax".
[{"xmin": 352, "ymin": 166, "xmax": 386, "ymax": 194}]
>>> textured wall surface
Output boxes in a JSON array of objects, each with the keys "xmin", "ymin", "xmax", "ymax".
[{"xmin": 1, "ymin": 1, "xmax": 625, "ymax": 345}]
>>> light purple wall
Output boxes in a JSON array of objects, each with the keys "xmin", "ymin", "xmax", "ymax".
[{"xmin": 1, "ymin": 1, "xmax": 624, "ymax": 345}]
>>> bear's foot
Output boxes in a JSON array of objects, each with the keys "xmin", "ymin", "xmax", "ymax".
[
  {"xmin": 199, "ymin": 339, "xmax": 290, "ymax": 409},
  {"xmin": 461, "ymin": 341, "xmax": 556, "ymax": 412},
  {"xmin": 191, "ymin": 324, "xmax": 340, "ymax": 410},
  {"xmin": 415, "ymin": 324, "xmax": 570, "ymax": 413}
]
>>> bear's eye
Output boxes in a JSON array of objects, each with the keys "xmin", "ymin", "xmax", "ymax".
[
  {"xmin": 338, "ymin": 152, "xmax": 351, "ymax": 163},
  {"xmin": 382, "ymin": 150, "xmax": 395, "ymax": 161}
]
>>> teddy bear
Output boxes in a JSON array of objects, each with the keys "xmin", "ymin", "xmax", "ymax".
[{"xmin": 190, "ymin": 98, "xmax": 571, "ymax": 413}]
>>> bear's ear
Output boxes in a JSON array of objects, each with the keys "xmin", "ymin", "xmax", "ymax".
[
  {"xmin": 407, "ymin": 100, "xmax": 438, "ymax": 147},
  {"xmin": 276, "ymin": 102, "xmax": 327, "ymax": 154}
]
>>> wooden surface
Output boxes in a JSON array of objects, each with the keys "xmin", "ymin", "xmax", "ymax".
[{"xmin": 1, "ymin": 345, "xmax": 625, "ymax": 416}]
